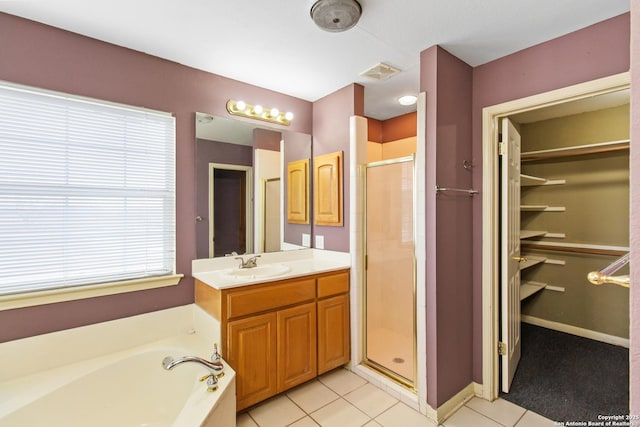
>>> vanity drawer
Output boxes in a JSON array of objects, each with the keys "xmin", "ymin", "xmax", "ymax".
[
  {"xmin": 317, "ymin": 271, "xmax": 350, "ymax": 298},
  {"xmin": 226, "ymin": 278, "xmax": 316, "ymax": 319}
]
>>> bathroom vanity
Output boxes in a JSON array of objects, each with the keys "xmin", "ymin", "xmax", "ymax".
[{"xmin": 192, "ymin": 250, "xmax": 351, "ymax": 411}]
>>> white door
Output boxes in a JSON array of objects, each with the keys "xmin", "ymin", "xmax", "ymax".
[{"xmin": 501, "ymin": 118, "xmax": 522, "ymax": 393}]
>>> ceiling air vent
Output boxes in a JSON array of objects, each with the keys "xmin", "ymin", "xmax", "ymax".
[{"xmin": 360, "ymin": 63, "xmax": 401, "ymax": 81}]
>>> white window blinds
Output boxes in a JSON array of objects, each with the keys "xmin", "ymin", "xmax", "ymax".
[{"xmin": 0, "ymin": 83, "xmax": 176, "ymax": 296}]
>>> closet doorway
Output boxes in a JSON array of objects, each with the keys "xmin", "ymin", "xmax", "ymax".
[
  {"xmin": 481, "ymin": 73, "xmax": 631, "ymax": 405},
  {"xmin": 208, "ymin": 163, "xmax": 253, "ymax": 257}
]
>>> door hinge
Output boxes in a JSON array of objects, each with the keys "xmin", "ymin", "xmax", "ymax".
[
  {"xmin": 498, "ymin": 341, "xmax": 507, "ymax": 356},
  {"xmin": 364, "ymin": 254, "xmax": 368, "ymax": 270},
  {"xmin": 498, "ymin": 142, "xmax": 506, "ymax": 156}
]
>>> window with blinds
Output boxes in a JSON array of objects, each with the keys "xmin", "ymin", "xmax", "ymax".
[{"xmin": 0, "ymin": 83, "xmax": 176, "ymax": 296}]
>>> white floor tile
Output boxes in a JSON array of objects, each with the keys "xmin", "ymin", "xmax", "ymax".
[
  {"xmin": 236, "ymin": 413, "xmax": 259, "ymax": 427},
  {"xmin": 248, "ymin": 395, "xmax": 306, "ymax": 427},
  {"xmin": 344, "ymin": 383, "xmax": 399, "ymax": 418},
  {"xmin": 465, "ymin": 397, "xmax": 526, "ymax": 427},
  {"xmin": 375, "ymin": 402, "xmax": 437, "ymax": 427},
  {"xmin": 289, "ymin": 416, "xmax": 321, "ymax": 427},
  {"xmin": 515, "ymin": 411, "xmax": 556, "ymax": 427},
  {"xmin": 310, "ymin": 398, "xmax": 371, "ymax": 427},
  {"xmin": 318, "ymin": 368, "xmax": 368, "ymax": 396},
  {"xmin": 441, "ymin": 406, "xmax": 503, "ymax": 427},
  {"xmin": 287, "ymin": 380, "xmax": 340, "ymax": 413},
  {"xmin": 364, "ymin": 421, "xmax": 382, "ymax": 427}
]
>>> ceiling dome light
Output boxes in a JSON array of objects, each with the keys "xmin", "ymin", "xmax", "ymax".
[
  {"xmin": 310, "ymin": 0, "xmax": 362, "ymax": 33},
  {"xmin": 398, "ymin": 95, "xmax": 418, "ymax": 106}
]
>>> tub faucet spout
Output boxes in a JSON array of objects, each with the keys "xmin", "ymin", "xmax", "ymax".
[{"xmin": 162, "ymin": 355, "xmax": 223, "ymax": 372}]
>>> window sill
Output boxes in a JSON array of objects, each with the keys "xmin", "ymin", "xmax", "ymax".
[{"xmin": 0, "ymin": 274, "xmax": 184, "ymax": 311}]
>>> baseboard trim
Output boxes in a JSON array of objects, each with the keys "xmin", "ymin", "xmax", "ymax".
[
  {"xmin": 473, "ymin": 382, "xmax": 484, "ymax": 398},
  {"xmin": 521, "ymin": 315, "xmax": 629, "ymax": 348},
  {"xmin": 425, "ymin": 382, "xmax": 475, "ymax": 423}
]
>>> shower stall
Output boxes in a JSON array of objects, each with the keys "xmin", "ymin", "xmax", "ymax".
[{"xmin": 363, "ymin": 155, "xmax": 416, "ymax": 387}]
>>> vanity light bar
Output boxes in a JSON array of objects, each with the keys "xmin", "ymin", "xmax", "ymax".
[{"xmin": 226, "ymin": 99, "xmax": 294, "ymax": 126}]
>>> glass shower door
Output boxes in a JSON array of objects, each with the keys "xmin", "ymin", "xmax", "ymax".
[{"xmin": 364, "ymin": 157, "xmax": 416, "ymax": 386}]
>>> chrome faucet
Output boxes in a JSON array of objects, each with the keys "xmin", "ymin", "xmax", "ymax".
[
  {"xmin": 162, "ymin": 355, "xmax": 223, "ymax": 372},
  {"xmin": 234, "ymin": 254, "xmax": 260, "ymax": 269},
  {"xmin": 162, "ymin": 353, "xmax": 224, "ymax": 392}
]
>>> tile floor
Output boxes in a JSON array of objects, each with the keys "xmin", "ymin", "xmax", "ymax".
[{"xmin": 236, "ymin": 368, "xmax": 556, "ymax": 427}]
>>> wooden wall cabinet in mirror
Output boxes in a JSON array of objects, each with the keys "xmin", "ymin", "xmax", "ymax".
[
  {"xmin": 313, "ymin": 151, "xmax": 343, "ymax": 226},
  {"xmin": 286, "ymin": 159, "xmax": 309, "ymax": 224}
]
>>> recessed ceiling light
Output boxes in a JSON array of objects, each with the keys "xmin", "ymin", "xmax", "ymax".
[{"xmin": 398, "ymin": 95, "xmax": 417, "ymax": 106}]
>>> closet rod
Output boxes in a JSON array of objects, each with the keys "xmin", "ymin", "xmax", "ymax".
[
  {"xmin": 521, "ymin": 243, "xmax": 627, "ymax": 257},
  {"xmin": 435, "ymin": 185, "xmax": 478, "ymax": 195},
  {"xmin": 587, "ymin": 253, "xmax": 630, "ymax": 288}
]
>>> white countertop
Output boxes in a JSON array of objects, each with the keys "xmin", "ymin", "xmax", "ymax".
[{"xmin": 192, "ymin": 249, "xmax": 351, "ymax": 290}]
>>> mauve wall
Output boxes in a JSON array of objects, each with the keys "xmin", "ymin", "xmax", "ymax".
[
  {"xmin": 311, "ymin": 83, "xmax": 364, "ymax": 252},
  {"xmin": 421, "ymin": 46, "xmax": 474, "ymax": 407},
  {"xmin": 471, "ymin": 13, "xmax": 631, "ymax": 385},
  {"xmin": 0, "ymin": 12, "xmax": 312, "ymax": 342},
  {"xmin": 253, "ymin": 128, "xmax": 281, "ymax": 152},
  {"xmin": 630, "ymin": 2, "xmax": 640, "ymax": 416}
]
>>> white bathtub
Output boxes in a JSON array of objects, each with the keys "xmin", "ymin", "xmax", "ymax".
[{"xmin": 0, "ymin": 305, "xmax": 235, "ymax": 427}]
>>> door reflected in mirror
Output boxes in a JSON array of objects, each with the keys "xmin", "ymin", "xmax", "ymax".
[{"xmin": 195, "ymin": 113, "xmax": 312, "ymax": 259}]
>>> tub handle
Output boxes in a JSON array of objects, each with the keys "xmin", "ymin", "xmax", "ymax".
[
  {"xmin": 199, "ymin": 373, "xmax": 219, "ymax": 392},
  {"xmin": 199, "ymin": 371, "xmax": 224, "ymax": 382}
]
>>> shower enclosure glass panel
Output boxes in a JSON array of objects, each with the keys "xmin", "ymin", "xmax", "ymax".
[{"xmin": 364, "ymin": 157, "xmax": 416, "ymax": 386}]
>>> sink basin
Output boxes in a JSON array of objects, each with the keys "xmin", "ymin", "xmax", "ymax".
[{"xmin": 221, "ymin": 263, "xmax": 291, "ymax": 279}]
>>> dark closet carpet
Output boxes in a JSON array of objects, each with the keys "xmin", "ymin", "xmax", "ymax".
[{"xmin": 500, "ymin": 323, "xmax": 629, "ymax": 423}]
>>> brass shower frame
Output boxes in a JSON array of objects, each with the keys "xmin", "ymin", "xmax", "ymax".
[{"xmin": 361, "ymin": 154, "xmax": 417, "ymax": 391}]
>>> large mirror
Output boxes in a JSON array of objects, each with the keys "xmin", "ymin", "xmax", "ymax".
[{"xmin": 195, "ymin": 113, "xmax": 312, "ymax": 258}]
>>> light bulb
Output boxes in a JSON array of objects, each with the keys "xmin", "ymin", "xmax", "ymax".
[
  {"xmin": 270, "ymin": 107, "xmax": 280, "ymax": 118},
  {"xmin": 285, "ymin": 112, "xmax": 294, "ymax": 121},
  {"xmin": 236, "ymin": 100, "xmax": 246, "ymax": 112},
  {"xmin": 253, "ymin": 104, "xmax": 264, "ymax": 115}
]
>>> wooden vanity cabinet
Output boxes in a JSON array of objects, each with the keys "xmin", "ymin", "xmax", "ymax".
[
  {"xmin": 277, "ymin": 302, "xmax": 317, "ymax": 391},
  {"xmin": 317, "ymin": 271, "xmax": 350, "ymax": 374},
  {"xmin": 195, "ymin": 269, "xmax": 349, "ymax": 411},
  {"xmin": 227, "ymin": 312, "xmax": 277, "ymax": 409}
]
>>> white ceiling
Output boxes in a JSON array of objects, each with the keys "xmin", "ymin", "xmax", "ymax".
[{"xmin": 0, "ymin": 0, "xmax": 630, "ymax": 120}]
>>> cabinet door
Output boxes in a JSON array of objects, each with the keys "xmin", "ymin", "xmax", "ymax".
[
  {"xmin": 313, "ymin": 151, "xmax": 343, "ymax": 226},
  {"xmin": 277, "ymin": 302, "xmax": 317, "ymax": 392},
  {"xmin": 227, "ymin": 312, "xmax": 277, "ymax": 411},
  {"xmin": 287, "ymin": 159, "xmax": 309, "ymax": 224},
  {"xmin": 317, "ymin": 294, "xmax": 350, "ymax": 374}
]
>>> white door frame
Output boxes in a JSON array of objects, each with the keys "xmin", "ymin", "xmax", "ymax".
[
  {"xmin": 480, "ymin": 72, "xmax": 630, "ymax": 400},
  {"xmin": 208, "ymin": 163, "xmax": 253, "ymax": 257}
]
